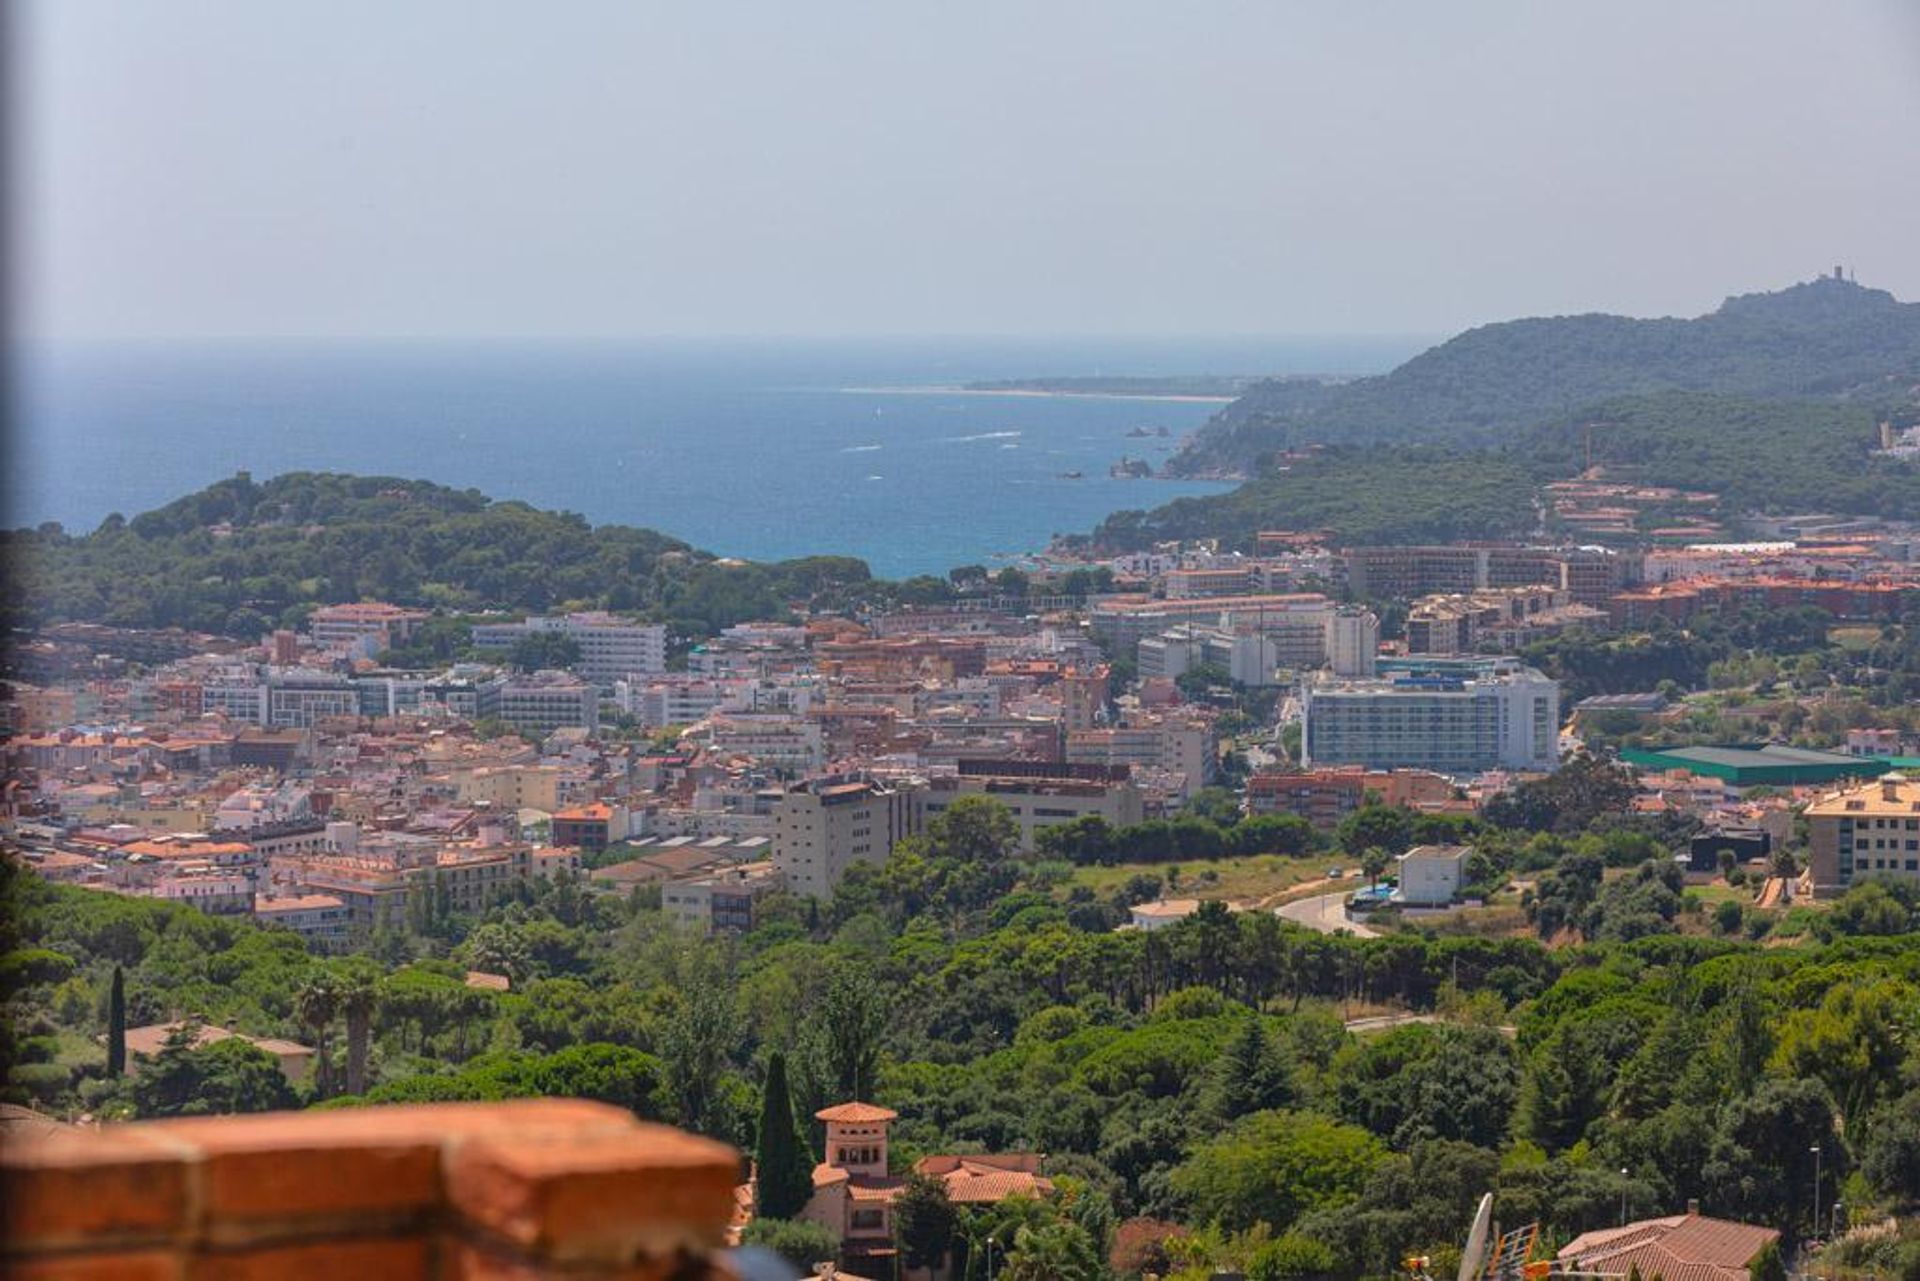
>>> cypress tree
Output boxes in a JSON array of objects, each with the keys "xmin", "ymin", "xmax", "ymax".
[
  {"xmin": 755, "ymin": 1051, "xmax": 814, "ymax": 1219},
  {"xmin": 106, "ymin": 965, "xmax": 127, "ymax": 1078}
]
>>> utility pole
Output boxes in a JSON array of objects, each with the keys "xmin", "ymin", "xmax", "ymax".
[{"xmin": 1810, "ymin": 1145, "xmax": 1822, "ymax": 1244}]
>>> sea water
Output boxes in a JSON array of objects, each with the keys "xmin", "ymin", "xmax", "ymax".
[{"xmin": 9, "ymin": 336, "xmax": 1420, "ymax": 578}]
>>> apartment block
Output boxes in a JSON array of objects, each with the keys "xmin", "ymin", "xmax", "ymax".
[
  {"xmin": 773, "ymin": 775, "xmax": 917, "ymax": 899},
  {"xmin": 496, "ymin": 671, "xmax": 599, "ymax": 737},
  {"xmin": 1302, "ymin": 656, "xmax": 1560, "ymax": 775},
  {"xmin": 661, "ymin": 860, "xmax": 783, "ymax": 933},
  {"xmin": 472, "ymin": 613, "xmax": 666, "ymax": 687},
  {"xmin": 1805, "ymin": 773, "xmax": 1920, "ymax": 897},
  {"xmin": 918, "ymin": 760, "xmax": 1144, "ymax": 852},
  {"xmin": 308, "ymin": 602, "xmax": 430, "ymax": 653}
]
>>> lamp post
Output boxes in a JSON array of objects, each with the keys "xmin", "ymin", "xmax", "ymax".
[
  {"xmin": 986, "ymin": 1235, "xmax": 997, "ymax": 1281},
  {"xmin": 1831, "ymin": 1200, "xmax": 1844, "ymax": 1242},
  {"xmin": 1619, "ymin": 1169, "xmax": 1630, "ymax": 1226},
  {"xmin": 1810, "ymin": 1145, "xmax": 1822, "ymax": 1243}
]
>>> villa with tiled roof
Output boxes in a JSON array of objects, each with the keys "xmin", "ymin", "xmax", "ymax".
[
  {"xmin": 797, "ymin": 1101, "xmax": 1050, "ymax": 1278},
  {"xmin": 1558, "ymin": 1206, "xmax": 1779, "ymax": 1281}
]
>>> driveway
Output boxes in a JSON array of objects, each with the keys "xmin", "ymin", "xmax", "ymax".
[{"xmin": 1275, "ymin": 889, "xmax": 1379, "ymax": 938}]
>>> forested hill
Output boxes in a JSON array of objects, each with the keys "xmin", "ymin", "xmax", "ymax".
[
  {"xmin": 1172, "ymin": 274, "xmax": 1920, "ymax": 475},
  {"xmin": 1092, "ymin": 392, "xmax": 1920, "ymax": 553},
  {"xmin": 3, "ymin": 471, "xmax": 879, "ymax": 639}
]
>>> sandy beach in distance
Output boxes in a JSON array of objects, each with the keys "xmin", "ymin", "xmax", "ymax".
[{"xmin": 838, "ymin": 384, "xmax": 1239, "ymax": 404}]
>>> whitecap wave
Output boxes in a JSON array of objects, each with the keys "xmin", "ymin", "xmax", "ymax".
[
  {"xmin": 840, "ymin": 443, "xmax": 884, "ymax": 453},
  {"xmin": 940, "ymin": 429, "xmax": 1024, "ymax": 443}
]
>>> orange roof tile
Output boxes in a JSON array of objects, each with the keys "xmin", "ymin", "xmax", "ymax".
[{"xmin": 815, "ymin": 1101, "xmax": 898, "ymax": 1124}]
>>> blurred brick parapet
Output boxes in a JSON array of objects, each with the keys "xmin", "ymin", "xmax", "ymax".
[{"xmin": 0, "ymin": 1098, "xmax": 741, "ymax": 1280}]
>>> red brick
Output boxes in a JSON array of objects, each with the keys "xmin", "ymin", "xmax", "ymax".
[
  {"xmin": 0, "ymin": 1248, "xmax": 183, "ymax": 1281},
  {"xmin": 439, "ymin": 1237, "xmax": 718, "ymax": 1281},
  {"xmin": 445, "ymin": 1123, "xmax": 738, "ymax": 1264},
  {"xmin": 149, "ymin": 1112, "xmax": 441, "ymax": 1234},
  {"xmin": 188, "ymin": 1236, "xmax": 430, "ymax": 1281},
  {"xmin": 0, "ymin": 1126, "xmax": 194, "ymax": 1251},
  {"xmin": 150, "ymin": 1100, "xmax": 639, "ymax": 1237}
]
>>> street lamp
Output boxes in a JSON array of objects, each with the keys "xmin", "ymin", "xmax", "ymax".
[
  {"xmin": 1810, "ymin": 1146, "xmax": 1822, "ymax": 1243},
  {"xmin": 986, "ymin": 1235, "xmax": 997, "ymax": 1281},
  {"xmin": 1831, "ymin": 1200, "xmax": 1844, "ymax": 1241},
  {"xmin": 1619, "ymin": 1169, "xmax": 1630, "ymax": 1226}
]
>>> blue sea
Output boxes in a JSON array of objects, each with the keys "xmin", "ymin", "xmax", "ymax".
[{"xmin": 9, "ymin": 336, "xmax": 1421, "ymax": 579}]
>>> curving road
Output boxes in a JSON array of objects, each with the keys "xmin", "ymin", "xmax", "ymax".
[{"xmin": 1275, "ymin": 889, "xmax": 1379, "ymax": 939}]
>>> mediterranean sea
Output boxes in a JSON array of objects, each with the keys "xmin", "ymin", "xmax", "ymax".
[{"xmin": 10, "ymin": 336, "xmax": 1421, "ymax": 579}]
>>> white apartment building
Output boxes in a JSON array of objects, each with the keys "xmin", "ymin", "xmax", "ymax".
[
  {"xmin": 471, "ymin": 613, "xmax": 666, "ymax": 688},
  {"xmin": 495, "ymin": 671, "xmax": 599, "ymax": 736},
  {"xmin": 773, "ymin": 776, "xmax": 917, "ymax": 899},
  {"xmin": 915, "ymin": 764, "xmax": 1144, "ymax": 852},
  {"xmin": 307, "ymin": 603, "xmax": 429, "ymax": 653},
  {"xmin": 1325, "ymin": 608, "xmax": 1380, "ymax": 678},
  {"xmin": 617, "ymin": 676, "xmax": 751, "ymax": 729},
  {"xmin": 662, "ymin": 861, "xmax": 783, "ymax": 933},
  {"xmin": 1302, "ymin": 657, "xmax": 1560, "ymax": 776},
  {"xmin": 1066, "ymin": 718, "xmax": 1216, "ymax": 796},
  {"xmin": 708, "ymin": 714, "xmax": 824, "ymax": 773},
  {"xmin": 1090, "ymin": 593, "xmax": 1333, "ymax": 660}
]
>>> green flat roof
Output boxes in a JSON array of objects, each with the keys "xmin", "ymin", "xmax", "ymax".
[{"xmin": 1620, "ymin": 744, "xmax": 1889, "ymax": 785}]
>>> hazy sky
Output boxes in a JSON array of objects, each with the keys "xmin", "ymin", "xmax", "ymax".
[{"xmin": 14, "ymin": 1, "xmax": 1920, "ymax": 339}]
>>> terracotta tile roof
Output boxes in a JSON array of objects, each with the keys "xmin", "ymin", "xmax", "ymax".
[
  {"xmin": 935, "ymin": 1163, "xmax": 1053, "ymax": 1204},
  {"xmin": 814, "ymin": 1101, "xmax": 898, "ymax": 1123},
  {"xmin": 1559, "ymin": 1213, "xmax": 1778, "ymax": 1281},
  {"xmin": 845, "ymin": 1178, "xmax": 904, "ymax": 1203}
]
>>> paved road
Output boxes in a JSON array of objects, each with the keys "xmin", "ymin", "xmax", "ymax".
[{"xmin": 1275, "ymin": 889, "xmax": 1379, "ymax": 939}]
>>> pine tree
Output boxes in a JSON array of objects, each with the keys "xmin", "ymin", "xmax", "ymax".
[
  {"xmin": 1209, "ymin": 1017, "xmax": 1290, "ymax": 1123},
  {"xmin": 754, "ymin": 1051, "xmax": 815, "ymax": 1219},
  {"xmin": 106, "ymin": 965, "xmax": 127, "ymax": 1078}
]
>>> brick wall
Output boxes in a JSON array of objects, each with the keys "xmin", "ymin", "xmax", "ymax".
[{"xmin": 0, "ymin": 1098, "xmax": 741, "ymax": 1280}]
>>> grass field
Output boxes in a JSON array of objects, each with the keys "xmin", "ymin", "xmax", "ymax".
[{"xmin": 1064, "ymin": 853, "xmax": 1339, "ymax": 905}]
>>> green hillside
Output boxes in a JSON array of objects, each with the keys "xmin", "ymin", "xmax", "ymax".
[
  {"xmin": 1092, "ymin": 392, "xmax": 1920, "ymax": 553},
  {"xmin": 1523, "ymin": 392, "xmax": 1920, "ymax": 517},
  {"xmin": 4, "ymin": 471, "xmax": 878, "ymax": 639},
  {"xmin": 1091, "ymin": 448, "xmax": 1538, "ymax": 551},
  {"xmin": 1173, "ymin": 274, "xmax": 1920, "ymax": 475}
]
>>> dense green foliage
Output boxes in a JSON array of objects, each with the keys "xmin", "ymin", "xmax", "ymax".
[
  {"xmin": 1110, "ymin": 278, "xmax": 1920, "ymax": 552},
  {"xmin": 1092, "ymin": 447, "xmax": 1536, "ymax": 551},
  {"xmin": 8, "ymin": 787, "xmax": 1920, "ymax": 1279},
  {"xmin": 1175, "ymin": 275, "xmax": 1920, "ymax": 472},
  {"xmin": 1521, "ymin": 391, "xmax": 1920, "ymax": 519},
  {"xmin": 755, "ymin": 1050, "xmax": 813, "ymax": 1219},
  {"xmin": 4, "ymin": 470, "xmax": 882, "ymax": 639}
]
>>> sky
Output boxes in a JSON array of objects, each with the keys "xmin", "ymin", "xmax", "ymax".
[{"xmin": 12, "ymin": 1, "xmax": 1920, "ymax": 340}]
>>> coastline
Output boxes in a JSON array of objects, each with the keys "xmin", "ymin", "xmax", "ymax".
[{"xmin": 838, "ymin": 384, "xmax": 1238, "ymax": 404}]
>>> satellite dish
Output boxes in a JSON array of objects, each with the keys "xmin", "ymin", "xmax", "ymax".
[{"xmin": 1458, "ymin": 1193, "xmax": 1495, "ymax": 1281}]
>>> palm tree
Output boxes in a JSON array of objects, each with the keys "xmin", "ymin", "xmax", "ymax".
[
  {"xmin": 338, "ymin": 971, "xmax": 379, "ymax": 1097},
  {"xmin": 293, "ymin": 973, "xmax": 340, "ymax": 1099},
  {"xmin": 1362, "ymin": 845, "xmax": 1392, "ymax": 893}
]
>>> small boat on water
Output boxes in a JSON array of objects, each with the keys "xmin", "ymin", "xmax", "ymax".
[{"xmin": 1059, "ymin": 470, "xmax": 1084, "ymax": 479}]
